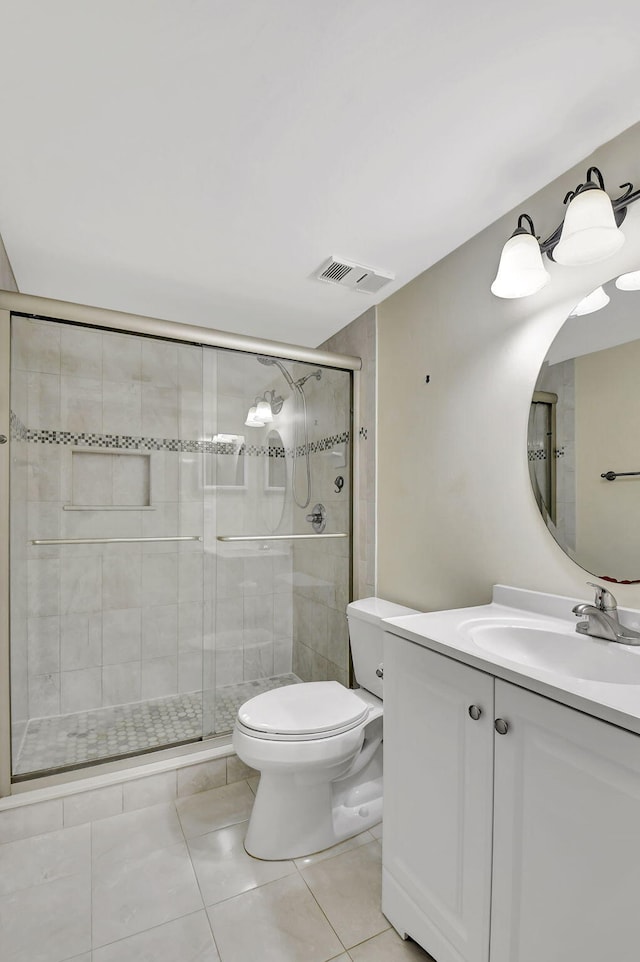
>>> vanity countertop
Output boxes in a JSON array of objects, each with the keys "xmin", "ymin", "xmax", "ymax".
[{"xmin": 383, "ymin": 584, "xmax": 640, "ymax": 737}]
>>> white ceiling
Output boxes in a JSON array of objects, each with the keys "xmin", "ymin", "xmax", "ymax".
[{"xmin": 2, "ymin": 1, "xmax": 640, "ymax": 348}]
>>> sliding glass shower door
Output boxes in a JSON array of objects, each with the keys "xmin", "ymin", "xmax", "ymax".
[
  {"xmin": 8, "ymin": 315, "xmax": 353, "ymax": 781},
  {"xmin": 9, "ymin": 316, "xmax": 208, "ymax": 777}
]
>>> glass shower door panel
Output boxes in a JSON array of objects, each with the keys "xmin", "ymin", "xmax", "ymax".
[
  {"xmin": 206, "ymin": 349, "xmax": 351, "ymax": 737},
  {"xmin": 9, "ymin": 316, "xmax": 207, "ymax": 778}
]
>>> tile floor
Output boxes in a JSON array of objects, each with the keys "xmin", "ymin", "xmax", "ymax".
[
  {"xmin": 15, "ymin": 674, "xmax": 301, "ymax": 776},
  {"xmin": 0, "ymin": 776, "xmax": 434, "ymax": 962}
]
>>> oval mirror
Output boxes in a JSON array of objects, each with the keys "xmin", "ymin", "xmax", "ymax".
[{"xmin": 528, "ymin": 271, "xmax": 640, "ymax": 583}]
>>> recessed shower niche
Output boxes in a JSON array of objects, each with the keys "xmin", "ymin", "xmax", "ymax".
[{"xmin": 68, "ymin": 450, "xmax": 152, "ymax": 508}]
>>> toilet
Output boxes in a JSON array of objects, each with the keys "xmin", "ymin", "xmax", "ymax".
[{"xmin": 232, "ymin": 597, "xmax": 418, "ymax": 860}]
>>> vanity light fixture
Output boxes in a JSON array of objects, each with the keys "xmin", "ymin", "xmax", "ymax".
[
  {"xmin": 244, "ymin": 389, "xmax": 284, "ymax": 427},
  {"xmin": 569, "ymin": 285, "xmax": 610, "ymax": 317},
  {"xmin": 615, "ymin": 270, "xmax": 640, "ymax": 291},
  {"xmin": 492, "ymin": 167, "xmax": 640, "ymax": 299}
]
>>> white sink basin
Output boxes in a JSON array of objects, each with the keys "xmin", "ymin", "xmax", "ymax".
[{"xmin": 462, "ymin": 618, "xmax": 640, "ymax": 685}]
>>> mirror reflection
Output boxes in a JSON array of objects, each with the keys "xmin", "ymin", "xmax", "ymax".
[{"xmin": 529, "ymin": 270, "xmax": 640, "ymax": 583}]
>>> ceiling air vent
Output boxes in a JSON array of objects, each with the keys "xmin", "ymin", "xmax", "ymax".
[{"xmin": 315, "ymin": 257, "xmax": 395, "ymax": 294}]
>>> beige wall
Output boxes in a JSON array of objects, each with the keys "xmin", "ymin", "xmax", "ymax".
[
  {"xmin": 575, "ymin": 340, "xmax": 640, "ymax": 582},
  {"xmin": 378, "ymin": 121, "xmax": 640, "ymax": 612},
  {"xmin": 0, "ymin": 232, "xmax": 18, "ymax": 292},
  {"xmin": 321, "ymin": 306, "xmax": 376, "ymax": 599}
]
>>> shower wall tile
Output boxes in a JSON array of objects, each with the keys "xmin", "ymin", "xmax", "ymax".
[
  {"xmin": 29, "ymin": 672, "xmax": 61, "ymax": 717},
  {"xmin": 60, "ymin": 327, "xmax": 102, "ymax": 379},
  {"xmin": 142, "ymin": 340, "xmax": 179, "ymax": 388},
  {"xmin": 103, "ymin": 555, "xmax": 142, "ymax": 610},
  {"xmin": 142, "ymin": 553, "xmax": 178, "ymax": 606},
  {"xmin": 216, "ymin": 557, "xmax": 244, "ymax": 599},
  {"xmin": 28, "ymin": 615, "xmax": 60, "ymax": 675},
  {"xmin": 179, "ymin": 501, "xmax": 203, "ymax": 537},
  {"xmin": 102, "ymin": 608, "xmax": 142, "ymax": 665},
  {"xmin": 60, "ymin": 376, "xmax": 103, "ymax": 433},
  {"xmin": 60, "ymin": 613, "xmax": 102, "ymax": 670},
  {"xmin": 244, "ymin": 594, "xmax": 273, "ymax": 633},
  {"xmin": 142, "ymin": 605, "xmax": 178, "ymax": 659},
  {"xmin": 243, "ymin": 556, "xmax": 274, "ymax": 596},
  {"xmin": 102, "ymin": 332, "xmax": 142, "ymax": 382},
  {"xmin": 142, "ymin": 501, "xmax": 179, "ymax": 546},
  {"xmin": 215, "ymin": 649, "xmax": 243, "ymax": 687},
  {"xmin": 27, "ymin": 558, "xmax": 60, "ymax": 617},
  {"xmin": 102, "ymin": 380, "xmax": 142, "ymax": 435},
  {"xmin": 149, "ymin": 451, "xmax": 178, "ymax": 501},
  {"xmin": 28, "ymin": 372, "xmax": 61, "ymax": 429},
  {"xmin": 179, "ymin": 651, "xmax": 203, "ymax": 692},
  {"xmin": 243, "ymin": 636, "xmax": 274, "ymax": 678},
  {"xmin": 141, "ymin": 656, "xmax": 178, "ymax": 699},
  {"xmin": 102, "ymin": 663, "xmax": 141, "ymax": 707},
  {"xmin": 24, "ymin": 319, "xmax": 61, "ymax": 375},
  {"xmin": 273, "ymin": 638, "xmax": 293, "ymax": 674},
  {"xmin": 61, "ymin": 667, "xmax": 102, "ymax": 713},
  {"xmin": 141, "ymin": 384, "xmax": 179, "ymax": 437},
  {"xmin": 179, "ymin": 344, "xmax": 203, "ymax": 389},
  {"xmin": 61, "ymin": 557, "xmax": 102, "ymax": 613},
  {"xmin": 178, "ymin": 603, "xmax": 204, "ymax": 653},
  {"xmin": 178, "ymin": 553, "xmax": 204, "ymax": 604}
]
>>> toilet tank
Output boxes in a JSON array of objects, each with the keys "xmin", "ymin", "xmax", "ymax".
[{"xmin": 347, "ymin": 597, "xmax": 420, "ymax": 698}]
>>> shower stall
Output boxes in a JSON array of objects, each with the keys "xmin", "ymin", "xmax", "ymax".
[{"xmin": 0, "ymin": 294, "xmax": 359, "ymax": 790}]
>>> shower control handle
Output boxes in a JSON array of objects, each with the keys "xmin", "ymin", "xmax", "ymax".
[{"xmin": 305, "ymin": 503, "xmax": 327, "ymax": 533}]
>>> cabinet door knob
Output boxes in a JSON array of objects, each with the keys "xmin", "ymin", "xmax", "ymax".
[
  {"xmin": 468, "ymin": 705, "xmax": 482, "ymax": 721},
  {"xmin": 494, "ymin": 718, "xmax": 509, "ymax": 735}
]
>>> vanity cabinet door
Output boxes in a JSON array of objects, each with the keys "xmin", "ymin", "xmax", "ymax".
[
  {"xmin": 382, "ymin": 635, "xmax": 494, "ymax": 962},
  {"xmin": 491, "ymin": 680, "xmax": 640, "ymax": 962}
]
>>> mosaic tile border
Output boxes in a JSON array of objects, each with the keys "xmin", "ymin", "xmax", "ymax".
[
  {"xmin": 10, "ymin": 413, "xmax": 350, "ymax": 459},
  {"xmin": 527, "ymin": 446, "xmax": 565, "ymax": 462}
]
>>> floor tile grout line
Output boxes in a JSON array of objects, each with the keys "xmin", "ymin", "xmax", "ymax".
[
  {"xmin": 295, "ymin": 863, "xmax": 350, "ymax": 954},
  {"xmin": 90, "ymin": 908, "xmax": 212, "ymax": 957}
]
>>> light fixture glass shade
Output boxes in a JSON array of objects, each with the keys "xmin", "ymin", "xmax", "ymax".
[
  {"xmin": 244, "ymin": 406, "xmax": 265, "ymax": 427},
  {"xmin": 553, "ymin": 188, "xmax": 625, "ymax": 266},
  {"xmin": 615, "ymin": 270, "xmax": 640, "ymax": 291},
  {"xmin": 490, "ymin": 232, "xmax": 550, "ymax": 298},
  {"xmin": 255, "ymin": 400, "xmax": 273, "ymax": 422},
  {"xmin": 569, "ymin": 285, "xmax": 610, "ymax": 317}
]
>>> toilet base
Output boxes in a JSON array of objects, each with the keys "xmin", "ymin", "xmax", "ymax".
[{"xmin": 244, "ymin": 744, "xmax": 383, "ymax": 861}]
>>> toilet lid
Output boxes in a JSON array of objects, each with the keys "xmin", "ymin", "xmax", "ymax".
[{"xmin": 237, "ymin": 681, "xmax": 369, "ymax": 737}]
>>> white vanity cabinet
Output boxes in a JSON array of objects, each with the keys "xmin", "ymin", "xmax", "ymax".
[{"xmin": 383, "ymin": 633, "xmax": 640, "ymax": 962}]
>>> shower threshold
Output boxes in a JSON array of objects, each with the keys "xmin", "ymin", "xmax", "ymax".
[{"xmin": 13, "ymin": 673, "xmax": 301, "ymax": 779}]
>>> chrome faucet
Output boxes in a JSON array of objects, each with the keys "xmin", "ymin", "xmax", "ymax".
[{"xmin": 572, "ymin": 582, "xmax": 640, "ymax": 645}]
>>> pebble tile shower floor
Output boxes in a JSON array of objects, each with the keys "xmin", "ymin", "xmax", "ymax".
[{"xmin": 15, "ymin": 674, "xmax": 301, "ymax": 776}]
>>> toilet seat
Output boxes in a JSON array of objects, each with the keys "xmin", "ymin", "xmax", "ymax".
[{"xmin": 237, "ymin": 681, "xmax": 370, "ymax": 741}]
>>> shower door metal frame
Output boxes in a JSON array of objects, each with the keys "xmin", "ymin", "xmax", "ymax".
[
  {"xmin": 0, "ymin": 289, "xmax": 362, "ymax": 796},
  {"xmin": 0, "ymin": 309, "xmax": 11, "ymax": 797}
]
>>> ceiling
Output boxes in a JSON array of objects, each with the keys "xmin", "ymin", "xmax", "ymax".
[{"xmin": 2, "ymin": 1, "xmax": 640, "ymax": 348}]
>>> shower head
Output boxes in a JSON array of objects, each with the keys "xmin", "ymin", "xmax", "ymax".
[
  {"xmin": 256, "ymin": 354, "xmax": 296, "ymax": 390},
  {"xmin": 256, "ymin": 355, "xmax": 322, "ymax": 393},
  {"xmin": 295, "ymin": 369, "xmax": 322, "ymax": 389}
]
